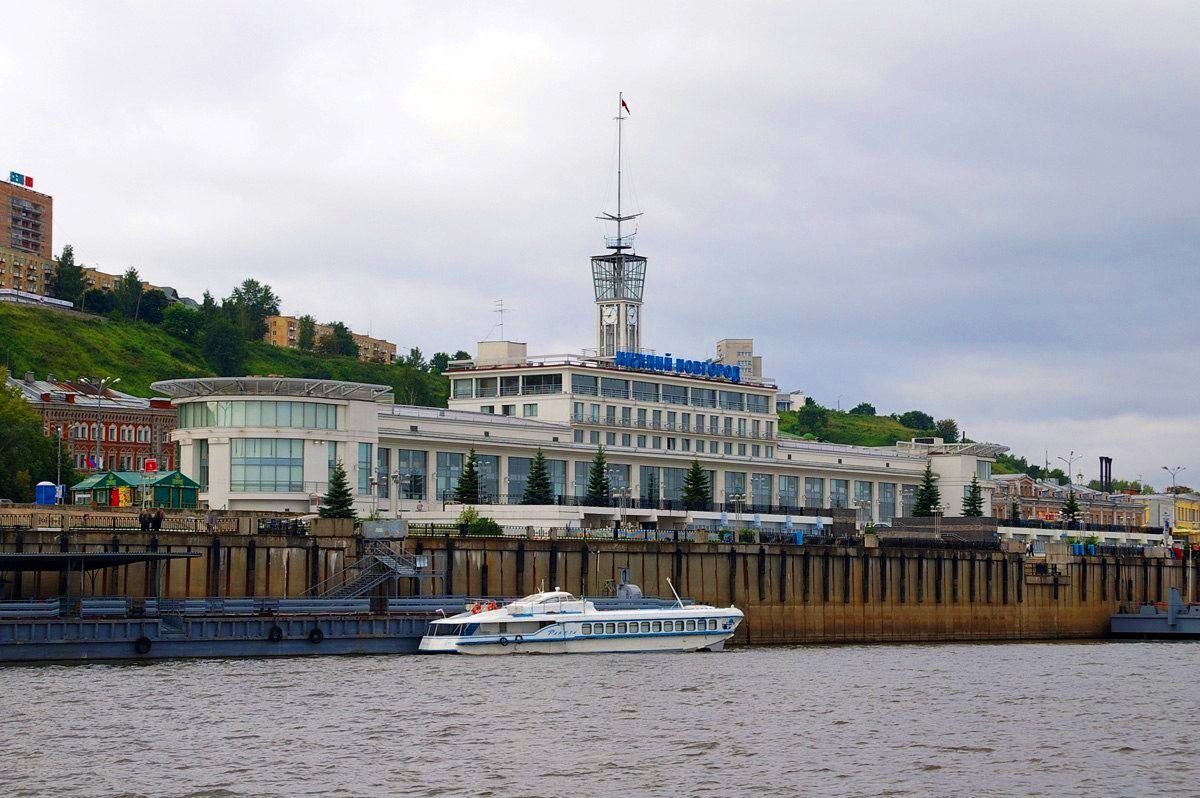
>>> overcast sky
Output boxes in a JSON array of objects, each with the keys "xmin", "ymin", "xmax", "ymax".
[{"xmin": 4, "ymin": 1, "xmax": 1198, "ymax": 487}]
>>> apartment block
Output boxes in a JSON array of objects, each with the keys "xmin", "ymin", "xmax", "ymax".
[
  {"xmin": 716, "ymin": 338, "xmax": 763, "ymax": 379},
  {"xmin": 264, "ymin": 315, "xmax": 397, "ymax": 364}
]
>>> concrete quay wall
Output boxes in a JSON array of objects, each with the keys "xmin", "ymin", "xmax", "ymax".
[
  {"xmin": 3, "ymin": 526, "xmax": 1196, "ymax": 644},
  {"xmin": 0, "ymin": 529, "xmax": 349, "ymax": 601},
  {"xmin": 408, "ymin": 537, "xmax": 1197, "ymax": 644}
]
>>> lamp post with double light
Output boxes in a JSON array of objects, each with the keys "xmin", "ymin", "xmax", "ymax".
[{"xmin": 79, "ymin": 376, "xmax": 119, "ymax": 472}]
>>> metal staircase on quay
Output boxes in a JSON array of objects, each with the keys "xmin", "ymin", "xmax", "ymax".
[{"xmin": 308, "ymin": 541, "xmax": 433, "ymax": 599}]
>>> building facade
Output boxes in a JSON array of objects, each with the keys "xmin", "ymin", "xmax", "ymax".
[
  {"xmin": 716, "ymin": 338, "xmax": 763, "ymax": 380},
  {"xmin": 159, "ymin": 367, "xmax": 999, "ymax": 529},
  {"xmin": 263, "ymin": 315, "xmax": 397, "ymax": 364},
  {"xmin": 7, "ymin": 372, "xmax": 178, "ymax": 473},
  {"xmin": 3, "ymin": 175, "xmax": 52, "ymax": 260},
  {"xmin": 991, "ymin": 474, "xmax": 1146, "ymax": 527},
  {"xmin": 1140, "ymin": 493, "xmax": 1200, "ymax": 541}
]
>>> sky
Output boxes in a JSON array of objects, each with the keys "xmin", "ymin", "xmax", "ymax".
[{"xmin": 3, "ymin": 1, "xmax": 1198, "ymax": 488}]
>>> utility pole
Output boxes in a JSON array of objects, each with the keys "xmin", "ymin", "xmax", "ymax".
[
  {"xmin": 1162, "ymin": 466, "xmax": 1186, "ymax": 543},
  {"xmin": 80, "ymin": 376, "xmax": 120, "ymax": 471},
  {"xmin": 55, "ymin": 425, "xmax": 62, "ymax": 503}
]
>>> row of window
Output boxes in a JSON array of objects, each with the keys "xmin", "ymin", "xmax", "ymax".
[
  {"xmin": 451, "ymin": 373, "xmax": 773, "ymax": 414},
  {"xmin": 479, "ymin": 403, "xmax": 538, "ymax": 417},
  {"xmin": 74, "ymin": 454, "xmax": 163, "ymax": 471},
  {"xmin": 571, "ymin": 403, "xmax": 774, "ymax": 439},
  {"xmin": 573, "ymin": 428, "xmax": 776, "ymax": 458},
  {"xmin": 580, "ymin": 619, "xmax": 720, "ymax": 635},
  {"xmin": 179, "ymin": 400, "xmax": 343, "ymax": 431},
  {"xmin": 60, "ymin": 423, "xmax": 155, "ymax": 443}
]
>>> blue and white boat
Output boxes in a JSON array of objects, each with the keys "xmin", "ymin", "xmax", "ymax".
[{"xmin": 419, "ymin": 588, "xmax": 743, "ymax": 655}]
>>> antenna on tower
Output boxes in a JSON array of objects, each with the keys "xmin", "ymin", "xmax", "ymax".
[{"xmin": 494, "ymin": 299, "xmax": 506, "ymax": 340}]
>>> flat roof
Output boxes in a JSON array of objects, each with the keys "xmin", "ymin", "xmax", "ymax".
[
  {"xmin": 448, "ymin": 356, "xmax": 777, "ymax": 390},
  {"xmin": 152, "ymin": 377, "xmax": 394, "ymax": 403}
]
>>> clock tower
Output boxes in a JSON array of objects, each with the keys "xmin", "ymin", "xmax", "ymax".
[{"xmin": 592, "ymin": 92, "xmax": 646, "ymax": 358}]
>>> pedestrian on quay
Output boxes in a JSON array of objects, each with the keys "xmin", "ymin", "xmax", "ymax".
[
  {"xmin": 153, "ymin": 507, "xmax": 165, "ymax": 532},
  {"xmin": 138, "ymin": 508, "xmax": 150, "ymax": 532}
]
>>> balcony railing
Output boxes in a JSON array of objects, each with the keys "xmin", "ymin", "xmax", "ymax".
[{"xmin": 438, "ymin": 491, "xmax": 835, "ymax": 515}]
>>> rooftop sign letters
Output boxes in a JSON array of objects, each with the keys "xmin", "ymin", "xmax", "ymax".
[
  {"xmin": 8, "ymin": 171, "xmax": 33, "ymax": 188},
  {"xmin": 615, "ymin": 350, "xmax": 741, "ymax": 383}
]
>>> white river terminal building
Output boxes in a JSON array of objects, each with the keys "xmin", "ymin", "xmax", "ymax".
[
  {"xmin": 155, "ymin": 116, "xmax": 1004, "ymax": 530},
  {"xmin": 153, "ymin": 359, "xmax": 1000, "ymax": 531}
]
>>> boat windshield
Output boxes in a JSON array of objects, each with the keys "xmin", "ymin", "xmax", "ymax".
[{"xmin": 517, "ymin": 591, "xmax": 576, "ymax": 604}]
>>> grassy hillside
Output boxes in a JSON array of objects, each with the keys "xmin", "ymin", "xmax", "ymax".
[
  {"xmin": 777, "ymin": 407, "xmax": 924, "ymax": 447},
  {"xmin": 0, "ymin": 303, "xmax": 449, "ymax": 405}
]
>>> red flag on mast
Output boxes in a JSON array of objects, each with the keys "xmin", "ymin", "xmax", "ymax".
[{"xmin": 620, "ymin": 97, "xmax": 630, "ymax": 113}]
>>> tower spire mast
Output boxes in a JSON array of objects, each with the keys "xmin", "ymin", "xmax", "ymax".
[{"xmin": 617, "ymin": 91, "xmax": 623, "ymax": 246}]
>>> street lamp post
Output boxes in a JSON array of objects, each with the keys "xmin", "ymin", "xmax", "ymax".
[
  {"xmin": 80, "ymin": 376, "xmax": 119, "ymax": 472},
  {"xmin": 1057, "ymin": 450, "xmax": 1081, "ymax": 485},
  {"xmin": 1162, "ymin": 466, "xmax": 1186, "ymax": 542},
  {"xmin": 55, "ymin": 425, "xmax": 63, "ymax": 503}
]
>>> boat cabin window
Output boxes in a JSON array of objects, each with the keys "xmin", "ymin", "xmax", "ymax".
[
  {"xmin": 582, "ymin": 623, "xmax": 592, "ymax": 635},
  {"xmin": 640, "ymin": 622, "xmax": 650, "ymax": 633},
  {"xmin": 686, "ymin": 620, "xmax": 697, "ymax": 631},
  {"xmin": 652, "ymin": 621, "xmax": 662, "ymax": 632},
  {"xmin": 664, "ymin": 621, "xmax": 674, "ymax": 632},
  {"xmin": 708, "ymin": 619, "xmax": 717, "ymax": 630},
  {"xmin": 605, "ymin": 623, "xmax": 616, "ymax": 635},
  {"xmin": 617, "ymin": 622, "xmax": 627, "ymax": 634}
]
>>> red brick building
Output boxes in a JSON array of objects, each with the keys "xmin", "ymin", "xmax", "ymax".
[{"xmin": 7, "ymin": 371, "xmax": 177, "ymax": 473}]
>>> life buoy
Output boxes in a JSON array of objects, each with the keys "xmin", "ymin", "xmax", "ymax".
[
  {"xmin": 268, "ymin": 626, "xmax": 284, "ymax": 643},
  {"xmin": 514, "ymin": 635, "xmax": 524, "ymax": 644},
  {"xmin": 486, "ymin": 601, "xmax": 498, "ymax": 611},
  {"xmin": 308, "ymin": 628, "xmax": 324, "ymax": 644},
  {"xmin": 498, "ymin": 636, "xmax": 509, "ymax": 647},
  {"xmin": 133, "ymin": 636, "xmax": 152, "ymax": 655},
  {"xmin": 471, "ymin": 603, "xmax": 483, "ymax": 614}
]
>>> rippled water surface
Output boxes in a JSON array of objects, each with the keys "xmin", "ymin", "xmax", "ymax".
[{"xmin": 2, "ymin": 642, "xmax": 1198, "ymax": 797}]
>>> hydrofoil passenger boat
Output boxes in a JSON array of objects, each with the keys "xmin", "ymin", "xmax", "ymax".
[{"xmin": 419, "ymin": 588, "xmax": 742, "ymax": 655}]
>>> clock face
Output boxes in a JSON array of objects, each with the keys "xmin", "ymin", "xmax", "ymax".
[{"xmin": 602, "ymin": 305, "xmax": 618, "ymax": 325}]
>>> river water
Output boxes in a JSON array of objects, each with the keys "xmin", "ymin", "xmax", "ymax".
[{"xmin": 2, "ymin": 642, "xmax": 1197, "ymax": 797}]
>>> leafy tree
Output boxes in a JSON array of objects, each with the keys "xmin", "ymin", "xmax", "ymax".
[
  {"xmin": 297, "ymin": 314, "xmax": 317, "ymax": 351},
  {"xmin": 453, "ymin": 449, "xmax": 482, "ymax": 503},
  {"xmin": 584, "ymin": 446, "xmax": 611, "ymax": 506},
  {"xmin": 682, "ymin": 458, "xmax": 711, "ymax": 511},
  {"xmin": 200, "ymin": 317, "xmax": 246, "ymax": 376},
  {"xmin": 200, "ymin": 290, "xmax": 221, "ymax": 322},
  {"xmin": 113, "ymin": 267, "xmax": 144, "ymax": 319},
  {"xmin": 1061, "ymin": 490, "xmax": 1081, "ymax": 523},
  {"xmin": 224, "ymin": 278, "xmax": 280, "ymax": 340},
  {"xmin": 803, "ymin": 396, "xmax": 817, "ymax": 406},
  {"xmin": 0, "ymin": 386, "xmax": 76, "ymax": 502},
  {"xmin": 897, "ymin": 410, "xmax": 935, "ymax": 430},
  {"xmin": 793, "ymin": 403, "xmax": 829, "ymax": 436},
  {"xmin": 318, "ymin": 460, "xmax": 356, "ymax": 519},
  {"xmin": 405, "ymin": 347, "xmax": 427, "ymax": 370},
  {"xmin": 138, "ymin": 289, "xmax": 170, "ymax": 324},
  {"xmin": 934, "ymin": 418, "xmax": 959, "ymax": 443},
  {"xmin": 848, "ymin": 402, "xmax": 876, "ymax": 416},
  {"xmin": 80, "ymin": 288, "xmax": 115, "ymax": 315},
  {"xmin": 316, "ymin": 321, "xmax": 359, "ymax": 357},
  {"xmin": 452, "ymin": 349, "xmax": 470, "ymax": 361},
  {"xmin": 962, "ymin": 475, "xmax": 984, "ymax": 517},
  {"xmin": 521, "ymin": 448, "xmax": 554, "ymax": 505},
  {"xmin": 912, "ymin": 462, "xmax": 941, "ymax": 517},
  {"xmin": 161, "ymin": 303, "xmax": 203, "ymax": 341},
  {"xmin": 429, "ymin": 352, "xmax": 451, "ymax": 373},
  {"xmin": 1010, "ymin": 499, "xmax": 1021, "ymax": 521},
  {"xmin": 49, "ymin": 244, "xmax": 86, "ymax": 304}
]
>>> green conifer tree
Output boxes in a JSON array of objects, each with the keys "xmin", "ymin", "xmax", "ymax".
[
  {"xmin": 962, "ymin": 475, "xmax": 984, "ymax": 517},
  {"xmin": 454, "ymin": 449, "xmax": 481, "ymax": 503},
  {"xmin": 1010, "ymin": 499, "xmax": 1021, "ymax": 521},
  {"xmin": 319, "ymin": 461, "xmax": 356, "ymax": 519},
  {"xmin": 50, "ymin": 244, "xmax": 86, "ymax": 304},
  {"xmin": 912, "ymin": 462, "xmax": 941, "ymax": 517},
  {"xmin": 522, "ymin": 448, "xmax": 554, "ymax": 505},
  {"xmin": 1061, "ymin": 489, "xmax": 1081, "ymax": 523},
  {"xmin": 584, "ymin": 446, "xmax": 611, "ymax": 506},
  {"xmin": 682, "ymin": 458, "xmax": 711, "ymax": 511}
]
